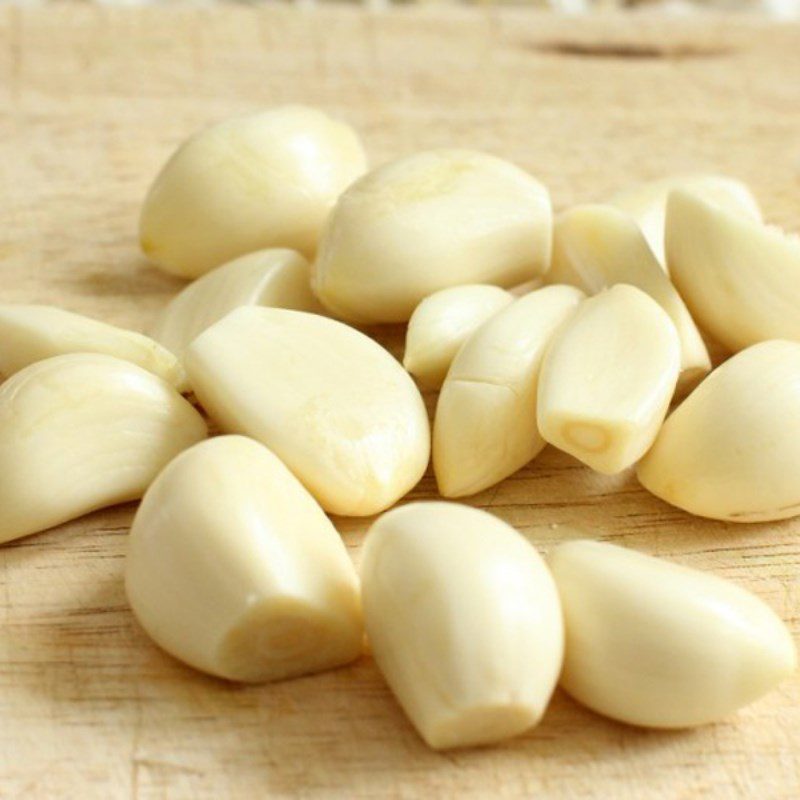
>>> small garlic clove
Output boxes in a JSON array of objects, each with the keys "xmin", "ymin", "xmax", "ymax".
[
  {"xmin": 360, "ymin": 501, "xmax": 563, "ymax": 750},
  {"xmin": 312, "ymin": 149, "xmax": 552, "ymax": 323},
  {"xmin": 550, "ymin": 539, "xmax": 796, "ymax": 728},
  {"xmin": 666, "ymin": 189, "xmax": 800, "ymax": 353},
  {"xmin": 546, "ymin": 205, "xmax": 710, "ymax": 392},
  {"xmin": 403, "ymin": 284, "xmax": 513, "ymax": 390},
  {"xmin": 609, "ymin": 173, "xmax": 761, "ymax": 268},
  {"xmin": 537, "ymin": 284, "xmax": 681, "ymax": 475},
  {"xmin": 0, "ymin": 304, "xmax": 188, "ymax": 392},
  {"xmin": 433, "ymin": 285, "xmax": 584, "ymax": 498},
  {"xmin": 140, "ymin": 106, "xmax": 367, "ymax": 278},
  {"xmin": 126, "ymin": 435, "xmax": 363, "ymax": 683},
  {"xmin": 637, "ymin": 339, "xmax": 800, "ymax": 522},
  {"xmin": 184, "ymin": 307, "xmax": 430, "ymax": 517},
  {"xmin": 0, "ymin": 353, "xmax": 206, "ymax": 545},
  {"xmin": 151, "ymin": 248, "xmax": 323, "ymax": 358}
]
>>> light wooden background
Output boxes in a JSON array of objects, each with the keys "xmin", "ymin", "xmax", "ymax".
[{"xmin": 1, "ymin": 6, "xmax": 799, "ymax": 799}]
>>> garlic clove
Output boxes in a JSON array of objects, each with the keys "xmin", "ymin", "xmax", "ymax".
[
  {"xmin": 126, "ymin": 435, "xmax": 363, "ymax": 683},
  {"xmin": 550, "ymin": 539, "xmax": 796, "ymax": 728},
  {"xmin": 0, "ymin": 304, "xmax": 188, "ymax": 392},
  {"xmin": 546, "ymin": 205, "xmax": 710, "ymax": 392},
  {"xmin": 184, "ymin": 307, "xmax": 430, "ymax": 517},
  {"xmin": 0, "ymin": 353, "xmax": 206, "ymax": 545},
  {"xmin": 537, "ymin": 284, "xmax": 681, "ymax": 475},
  {"xmin": 151, "ymin": 248, "xmax": 323, "ymax": 358},
  {"xmin": 666, "ymin": 189, "xmax": 800, "ymax": 353},
  {"xmin": 312, "ymin": 149, "xmax": 552, "ymax": 323},
  {"xmin": 403, "ymin": 284, "xmax": 514, "ymax": 390},
  {"xmin": 140, "ymin": 106, "xmax": 367, "ymax": 278},
  {"xmin": 637, "ymin": 339, "xmax": 800, "ymax": 522},
  {"xmin": 609, "ymin": 173, "xmax": 761, "ymax": 268},
  {"xmin": 433, "ymin": 285, "xmax": 584, "ymax": 498},
  {"xmin": 360, "ymin": 501, "xmax": 563, "ymax": 750}
]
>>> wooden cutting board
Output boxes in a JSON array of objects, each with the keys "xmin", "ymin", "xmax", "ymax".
[{"xmin": 1, "ymin": 5, "xmax": 798, "ymax": 798}]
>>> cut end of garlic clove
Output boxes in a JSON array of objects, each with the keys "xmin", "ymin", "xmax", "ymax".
[
  {"xmin": 0, "ymin": 353, "xmax": 206, "ymax": 545},
  {"xmin": 126, "ymin": 435, "xmax": 363, "ymax": 683}
]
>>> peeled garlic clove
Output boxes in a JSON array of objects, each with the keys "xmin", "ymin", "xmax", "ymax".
[
  {"xmin": 538, "ymin": 285, "xmax": 680, "ymax": 474},
  {"xmin": 433, "ymin": 285, "xmax": 583, "ymax": 497},
  {"xmin": 0, "ymin": 304, "xmax": 188, "ymax": 392},
  {"xmin": 666, "ymin": 190, "xmax": 800, "ymax": 353},
  {"xmin": 312, "ymin": 149, "xmax": 552, "ymax": 323},
  {"xmin": 0, "ymin": 354, "xmax": 206, "ymax": 544},
  {"xmin": 126, "ymin": 435, "xmax": 363, "ymax": 682},
  {"xmin": 184, "ymin": 307, "xmax": 429, "ymax": 516},
  {"xmin": 140, "ymin": 106, "xmax": 367, "ymax": 278},
  {"xmin": 151, "ymin": 248, "xmax": 323, "ymax": 358},
  {"xmin": 403, "ymin": 285, "xmax": 513, "ymax": 390},
  {"xmin": 638, "ymin": 339, "xmax": 800, "ymax": 521},
  {"xmin": 550, "ymin": 539, "xmax": 796, "ymax": 728},
  {"xmin": 361, "ymin": 502, "xmax": 563, "ymax": 750},
  {"xmin": 546, "ymin": 205, "xmax": 710, "ymax": 391},
  {"xmin": 609, "ymin": 173, "xmax": 761, "ymax": 267}
]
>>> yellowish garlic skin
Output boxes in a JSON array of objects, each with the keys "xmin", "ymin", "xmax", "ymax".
[
  {"xmin": 433, "ymin": 285, "xmax": 584, "ymax": 498},
  {"xmin": 550, "ymin": 540, "xmax": 796, "ymax": 728},
  {"xmin": 666, "ymin": 190, "xmax": 800, "ymax": 353},
  {"xmin": 403, "ymin": 284, "xmax": 513, "ymax": 390},
  {"xmin": 537, "ymin": 284, "xmax": 681, "ymax": 475},
  {"xmin": 0, "ymin": 304, "xmax": 188, "ymax": 392},
  {"xmin": 637, "ymin": 339, "xmax": 800, "ymax": 522},
  {"xmin": 140, "ymin": 106, "xmax": 367, "ymax": 278},
  {"xmin": 0, "ymin": 353, "xmax": 206, "ymax": 545},
  {"xmin": 547, "ymin": 205, "xmax": 710, "ymax": 392},
  {"xmin": 361, "ymin": 502, "xmax": 564, "ymax": 750},
  {"xmin": 126, "ymin": 435, "xmax": 363, "ymax": 683},
  {"xmin": 151, "ymin": 248, "xmax": 323, "ymax": 358},
  {"xmin": 184, "ymin": 307, "xmax": 430, "ymax": 516},
  {"xmin": 312, "ymin": 149, "xmax": 552, "ymax": 323}
]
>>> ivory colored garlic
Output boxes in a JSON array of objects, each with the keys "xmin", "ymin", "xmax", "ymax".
[
  {"xmin": 550, "ymin": 539, "xmax": 796, "ymax": 728},
  {"xmin": 0, "ymin": 304, "xmax": 188, "ymax": 391},
  {"xmin": 0, "ymin": 354, "xmax": 206, "ymax": 544},
  {"xmin": 609, "ymin": 173, "xmax": 761, "ymax": 267},
  {"xmin": 361, "ymin": 502, "xmax": 563, "ymax": 749},
  {"xmin": 434, "ymin": 285, "xmax": 584, "ymax": 498},
  {"xmin": 140, "ymin": 106, "xmax": 367, "ymax": 278},
  {"xmin": 537, "ymin": 285, "xmax": 680, "ymax": 474},
  {"xmin": 666, "ymin": 189, "xmax": 800, "ymax": 352},
  {"xmin": 126, "ymin": 436, "xmax": 363, "ymax": 682},
  {"xmin": 546, "ymin": 205, "xmax": 710, "ymax": 391},
  {"xmin": 638, "ymin": 340, "xmax": 800, "ymax": 522},
  {"xmin": 312, "ymin": 149, "xmax": 552, "ymax": 323},
  {"xmin": 151, "ymin": 248, "xmax": 323, "ymax": 357},
  {"xmin": 184, "ymin": 307, "xmax": 429, "ymax": 516},
  {"xmin": 403, "ymin": 285, "xmax": 513, "ymax": 389}
]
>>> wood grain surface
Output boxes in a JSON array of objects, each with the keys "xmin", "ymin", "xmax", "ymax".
[{"xmin": 1, "ymin": 6, "xmax": 799, "ymax": 798}]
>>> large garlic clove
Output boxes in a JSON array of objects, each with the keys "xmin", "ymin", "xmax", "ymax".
[
  {"xmin": 637, "ymin": 339, "xmax": 800, "ymax": 522},
  {"xmin": 546, "ymin": 205, "xmax": 710, "ymax": 392},
  {"xmin": 550, "ymin": 539, "xmax": 796, "ymax": 728},
  {"xmin": 609, "ymin": 173, "xmax": 761, "ymax": 268},
  {"xmin": 151, "ymin": 248, "xmax": 323, "ymax": 358},
  {"xmin": 311, "ymin": 149, "xmax": 552, "ymax": 324},
  {"xmin": 433, "ymin": 285, "xmax": 584, "ymax": 498},
  {"xmin": 126, "ymin": 435, "xmax": 363, "ymax": 683},
  {"xmin": 403, "ymin": 285, "xmax": 513, "ymax": 390},
  {"xmin": 0, "ymin": 304, "xmax": 188, "ymax": 391},
  {"xmin": 0, "ymin": 354, "xmax": 206, "ymax": 544},
  {"xmin": 184, "ymin": 307, "xmax": 430, "ymax": 517},
  {"xmin": 537, "ymin": 285, "xmax": 680, "ymax": 475},
  {"xmin": 140, "ymin": 106, "xmax": 367, "ymax": 279},
  {"xmin": 361, "ymin": 501, "xmax": 563, "ymax": 750},
  {"xmin": 666, "ymin": 190, "xmax": 800, "ymax": 353}
]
